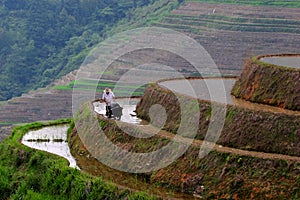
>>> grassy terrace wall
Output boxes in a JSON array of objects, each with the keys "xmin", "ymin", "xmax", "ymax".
[
  {"xmin": 231, "ymin": 54, "xmax": 300, "ymax": 111},
  {"xmin": 0, "ymin": 119, "xmax": 156, "ymax": 200},
  {"xmin": 136, "ymin": 82, "xmax": 300, "ymax": 157},
  {"xmin": 72, "ymin": 101, "xmax": 300, "ymax": 199}
]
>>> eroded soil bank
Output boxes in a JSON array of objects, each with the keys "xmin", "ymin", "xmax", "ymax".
[
  {"xmin": 70, "ymin": 102, "xmax": 300, "ymax": 199},
  {"xmin": 136, "ymin": 82, "xmax": 300, "ymax": 157},
  {"xmin": 231, "ymin": 54, "xmax": 300, "ymax": 110}
]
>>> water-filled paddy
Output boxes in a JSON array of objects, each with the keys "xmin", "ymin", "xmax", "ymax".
[
  {"xmin": 260, "ymin": 56, "xmax": 300, "ymax": 69},
  {"xmin": 93, "ymin": 98, "xmax": 148, "ymax": 125},
  {"xmin": 22, "ymin": 124, "xmax": 78, "ymax": 168},
  {"xmin": 159, "ymin": 78, "xmax": 300, "ymax": 115}
]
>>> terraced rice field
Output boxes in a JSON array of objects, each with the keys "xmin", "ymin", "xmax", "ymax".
[
  {"xmin": 151, "ymin": 2, "xmax": 300, "ymax": 73},
  {"xmin": 188, "ymin": 0, "xmax": 300, "ymax": 8},
  {"xmin": 1, "ymin": 1, "xmax": 300, "ymax": 140},
  {"xmin": 54, "ymin": 79, "xmax": 146, "ymax": 97}
]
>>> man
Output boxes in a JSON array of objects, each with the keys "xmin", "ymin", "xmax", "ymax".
[{"xmin": 102, "ymin": 87, "xmax": 115, "ymax": 118}]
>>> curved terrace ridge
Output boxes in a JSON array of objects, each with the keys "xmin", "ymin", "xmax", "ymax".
[
  {"xmin": 71, "ymin": 60, "xmax": 300, "ymax": 197},
  {"xmin": 231, "ymin": 54, "xmax": 300, "ymax": 110}
]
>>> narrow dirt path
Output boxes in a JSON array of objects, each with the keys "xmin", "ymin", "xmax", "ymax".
[
  {"xmin": 96, "ymin": 95, "xmax": 300, "ymax": 162},
  {"xmin": 119, "ymin": 122, "xmax": 300, "ymax": 162},
  {"xmin": 159, "ymin": 78, "xmax": 300, "ymax": 116}
]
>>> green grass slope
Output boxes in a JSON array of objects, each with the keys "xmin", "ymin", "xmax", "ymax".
[{"xmin": 0, "ymin": 119, "xmax": 156, "ymax": 200}]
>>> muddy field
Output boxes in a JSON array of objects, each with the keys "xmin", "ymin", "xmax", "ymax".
[
  {"xmin": 155, "ymin": 2, "xmax": 300, "ymax": 73},
  {"xmin": 172, "ymin": 2, "xmax": 300, "ymax": 19}
]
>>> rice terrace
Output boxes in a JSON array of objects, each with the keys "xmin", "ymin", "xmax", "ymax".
[{"xmin": 0, "ymin": 0, "xmax": 300, "ymax": 199}]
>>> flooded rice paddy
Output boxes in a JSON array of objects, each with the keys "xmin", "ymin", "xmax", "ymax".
[
  {"xmin": 21, "ymin": 71, "xmax": 299, "ymax": 198},
  {"xmin": 159, "ymin": 78, "xmax": 300, "ymax": 115},
  {"xmin": 260, "ymin": 55, "xmax": 300, "ymax": 69},
  {"xmin": 22, "ymin": 124, "xmax": 78, "ymax": 168},
  {"xmin": 21, "ymin": 99, "xmax": 147, "ymax": 170},
  {"xmin": 93, "ymin": 98, "xmax": 148, "ymax": 125}
]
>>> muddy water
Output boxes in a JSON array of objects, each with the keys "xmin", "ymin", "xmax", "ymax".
[
  {"xmin": 260, "ymin": 56, "xmax": 300, "ymax": 69},
  {"xmin": 159, "ymin": 78, "xmax": 300, "ymax": 115},
  {"xmin": 159, "ymin": 78, "xmax": 236, "ymax": 104},
  {"xmin": 93, "ymin": 98, "xmax": 148, "ymax": 125},
  {"xmin": 22, "ymin": 124, "xmax": 78, "ymax": 168}
]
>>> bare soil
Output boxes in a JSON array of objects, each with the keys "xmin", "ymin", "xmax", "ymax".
[{"xmin": 155, "ymin": 2, "xmax": 300, "ymax": 74}]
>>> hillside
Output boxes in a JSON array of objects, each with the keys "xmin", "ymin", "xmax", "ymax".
[
  {"xmin": 0, "ymin": 120, "xmax": 158, "ymax": 200},
  {"xmin": 1, "ymin": 0, "xmax": 300, "ymax": 138},
  {"xmin": 151, "ymin": 1, "xmax": 300, "ymax": 73},
  {"xmin": 0, "ymin": 0, "xmax": 157, "ymax": 101},
  {"xmin": 2, "ymin": 0, "xmax": 300, "ymax": 102},
  {"xmin": 0, "ymin": 1, "xmax": 300, "ymax": 199}
]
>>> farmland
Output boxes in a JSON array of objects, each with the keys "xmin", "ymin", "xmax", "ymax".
[
  {"xmin": 54, "ymin": 79, "xmax": 146, "ymax": 97},
  {"xmin": 188, "ymin": 0, "xmax": 300, "ymax": 8},
  {"xmin": 1, "ymin": 0, "xmax": 300, "ymax": 138},
  {"xmin": 150, "ymin": 1, "xmax": 300, "ymax": 73},
  {"xmin": 0, "ymin": 1, "xmax": 300, "ymax": 198}
]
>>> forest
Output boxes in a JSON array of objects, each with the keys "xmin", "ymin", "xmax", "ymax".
[{"xmin": 0, "ymin": 0, "xmax": 156, "ymax": 100}]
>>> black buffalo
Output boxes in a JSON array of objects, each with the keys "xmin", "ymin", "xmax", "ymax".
[{"xmin": 110, "ymin": 103, "xmax": 123, "ymax": 120}]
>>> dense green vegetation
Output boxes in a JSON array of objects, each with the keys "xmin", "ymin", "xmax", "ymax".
[
  {"xmin": 0, "ymin": 119, "xmax": 156, "ymax": 199},
  {"xmin": 188, "ymin": 0, "xmax": 300, "ymax": 8},
  {"xmin": 110, "ymin": 0, "xmax": 180, "ymax": 31},
  {"xmin": 0, "ymin": 0, "xmax": 157, "ymax": 100}
]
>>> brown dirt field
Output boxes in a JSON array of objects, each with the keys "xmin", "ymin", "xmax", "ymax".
[
  {"xmin": 155, "ymin": 2, "xmax": 300, "ymax": 74},
  {"xmin": 173, "ymin": 2, "xmax": 300, "ymax": 20}
]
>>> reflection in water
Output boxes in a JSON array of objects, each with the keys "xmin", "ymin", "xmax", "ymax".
[
  {"xmin": 22, "ymin": 125, "xmax": 78, "ymax": 168},
  {"xmin": 159, "ymin": 78, "xmax": 236, "ymax": 104},
  {"xmin": 260, "ymin": 56, "xmax": 300, "ymax": 69},
  {"xmin": 93, "ymin": 98, "xmax": 148, "ymax": 125}
]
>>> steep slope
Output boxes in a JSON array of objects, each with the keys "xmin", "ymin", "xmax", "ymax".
[
  {"xmin": 1, "ymin": 0, "xmax": 300, "ymax": 140},
  {"xmin": 70, "ymin": 99, "xmax": 300, "ymax": 199},
  {"xmin": 232, "ymin": 54, "xmax": 300, "ymax": 110},
  {"xmin": 0, "ymin": 0, "xmax": 179, "ymax": 139},
  {"xmin": 0, "ymin": 0, "xmax": 157, "ymax": 100}
]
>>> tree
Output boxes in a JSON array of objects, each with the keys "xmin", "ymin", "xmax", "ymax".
[{"xmin": 0, "ymin": 0, "xmax": 155, "ymax": 100}]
